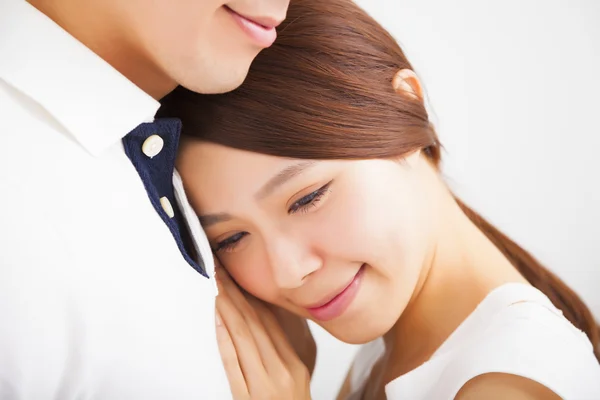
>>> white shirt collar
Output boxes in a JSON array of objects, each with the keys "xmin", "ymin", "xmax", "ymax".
[{"xmin": 0, "ymin": 0, "xmax": 161, "ymax": 156}]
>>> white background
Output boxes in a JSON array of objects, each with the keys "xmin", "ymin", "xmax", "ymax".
[{"xmin": 309, "ymin": 1, "xmax": 600, "ymax": 399}]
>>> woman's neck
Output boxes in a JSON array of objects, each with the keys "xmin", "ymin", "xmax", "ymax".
[{"xmin": 381, "ymin": 196, "xmax": 527, "ymax": 384}]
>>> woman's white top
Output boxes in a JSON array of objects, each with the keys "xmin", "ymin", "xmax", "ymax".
[{"xmin": 348, "ymin": 283, "xmax": 600, "ymax": 399}]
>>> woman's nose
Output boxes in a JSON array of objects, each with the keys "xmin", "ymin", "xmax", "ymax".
[{"xmin": 267, "ymin": 235, "xmax": 322, "ymax": 289}]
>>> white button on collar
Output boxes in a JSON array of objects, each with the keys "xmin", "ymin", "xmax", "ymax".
[
  {"xmin": 142, "ymin": 135, "xmax": 164, "ymax": 158},
  {"xmin": 160, "ymin": 196, "xmax": 175, "ymax": 218}
]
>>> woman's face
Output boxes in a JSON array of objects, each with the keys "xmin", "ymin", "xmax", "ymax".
[{"xmin": 178, "ymin": 141, "xmax": 436, "ymax": 343}]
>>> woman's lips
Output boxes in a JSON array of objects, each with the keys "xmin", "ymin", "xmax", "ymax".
[
  {"xmin": 224, "ymin": 6, "xmax": 280, "ymax": 48},
  {"xmin": 305, "ymin": 265, "xmax": 365, "ymax": 321}
]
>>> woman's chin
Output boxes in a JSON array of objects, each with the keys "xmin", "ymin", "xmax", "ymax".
[{"xmin": 321, "ymin": 321, "xmax": 392, "ymax": 345}]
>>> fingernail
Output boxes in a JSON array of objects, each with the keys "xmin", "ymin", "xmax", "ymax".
[{"xmin": 215, "ymin": 312, "xmax": 223, "ymax": 327}]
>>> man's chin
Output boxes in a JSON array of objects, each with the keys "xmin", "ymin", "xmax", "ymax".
[
  {"xmin": 186, "ymin": 65, "xmax": 251, "ymax": 95},
  {"xmin": 216, "ymin": 70, "xmax": 250, "ymax": 94}
]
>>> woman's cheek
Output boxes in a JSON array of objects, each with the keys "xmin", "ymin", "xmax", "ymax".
[
  {"xmin": 315, "ymin": 190, "xmax": 382, "ymax": 259},
  {"xmin": 227, "ymin": 252, "xmax": 279, "ymax": 303}
]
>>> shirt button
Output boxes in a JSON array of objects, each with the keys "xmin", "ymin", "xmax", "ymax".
[
  {"xmin": 142, "ymin": 134, "xmax": 164, "ymax": 158},
  {"xmin": 160, "ymin": 196, "xmax": 175, "ymax": 218}
]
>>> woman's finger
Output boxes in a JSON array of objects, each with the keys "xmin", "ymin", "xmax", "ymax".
[
  {"xmin": 217, "ymin": 268, "xmax": 286, "ymax": 376},
  {"xmin": 268, "ymin": 305, "xmax": 317, "ymax": 377},
  {"xmin": 216, "ymin": 276, "xmax": 270, "ymax": 394},
  {"xmin": 215, "ymin": 310, "xmax": 249, "ymax": 400},
  {"xmin": 246, "ymin": 296, "xmax": 305, "ymax": 370}
]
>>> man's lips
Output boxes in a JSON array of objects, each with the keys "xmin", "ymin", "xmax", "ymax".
[
  {"xmin": 224, "ymin": 5, "xmax": 282, "ymax": 48},
  {"xmin": 224, "ymin": 6, "xmax": 283, "ymax": 29}
]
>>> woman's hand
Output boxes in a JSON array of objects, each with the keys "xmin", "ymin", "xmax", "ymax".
[
  {"xmin": 267, "ymin": 304, "xmax": 317, "ymax": 377},
  {"xmin": 215, "ymin": 268, "xmax": 312, "ymax": 400}
]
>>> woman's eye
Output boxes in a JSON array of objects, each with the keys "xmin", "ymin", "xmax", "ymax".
[
  {"xmin": 288, "ymin": 181, "xmax": 332, "ymax": 215},
  {"xmin": 214, "ymin": 232, "xmax": 248, "ymax": 253}
]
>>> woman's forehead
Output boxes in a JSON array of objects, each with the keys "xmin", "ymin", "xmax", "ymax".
[
  {"xmin": 181, "ymin": 140, "xmax": 285, "ymax": 166},
  {"xmin": 180, "ymin": 142, "xmax": 308, "ymax": 195}
]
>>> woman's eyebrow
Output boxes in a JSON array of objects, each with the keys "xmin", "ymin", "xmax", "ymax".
[
  {"xmin": 254, "ymin": 161, "xmax": 316, "ymax": 200},
  {"xmin": 199, "ymin": 212, "xmax": 232, "ymax": 228},
  {"xmin": 199, "ymin": 161, "xmax": 316, "ymax": 228}
]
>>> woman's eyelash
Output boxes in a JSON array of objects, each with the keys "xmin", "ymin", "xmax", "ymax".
[
  {"xmin": 214, "ymin": 231, "xmax": 248, "ymax": 253},
  {"xmin": 288, "ymin": 181, "xmax": 332, "ymax": 215},
  {"xmin": 214, "ymin": 182, "xmax": 333, "ymax": 253}
]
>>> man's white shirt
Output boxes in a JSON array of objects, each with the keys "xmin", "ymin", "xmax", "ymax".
[{"xmin": 0, "ymin": 0, "xmax": 231, "ymax": 398}]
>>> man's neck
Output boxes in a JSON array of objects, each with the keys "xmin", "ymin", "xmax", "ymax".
[{"xmin": 27, "ymin": 0, "xmax": 176, "ymax": 99}]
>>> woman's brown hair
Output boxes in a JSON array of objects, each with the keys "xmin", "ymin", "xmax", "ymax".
[{"xmin": 159, "ymin": 0, "xmax": 599, "ymax": 359}]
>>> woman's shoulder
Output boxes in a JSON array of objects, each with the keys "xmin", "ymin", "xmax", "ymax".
[
  {"xmin": 384, "ymin": 284, "xmax": 600, "ymax": 400},
  {"xmin": 437, "ymin": 294, "xmax": 600, "ymax": 399},
  {"xmin": 453, "ymin": 372, "xmax": 563, "ymax": 400}
]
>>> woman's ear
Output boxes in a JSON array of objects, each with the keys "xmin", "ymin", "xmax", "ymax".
[{"xmin": 392, "ymin": 69, "xmax": 424, "ymax": 100}]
